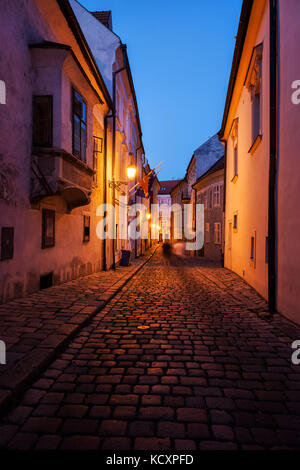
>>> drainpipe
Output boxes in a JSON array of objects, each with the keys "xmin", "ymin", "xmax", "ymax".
[
  {"xmin": 103, "ymin": 113, "xmax": 113, "ymax": 271},
  {"xmin": 221, "ymin": 139, "xmax": 227, "ymax": 268},
  {"xmin": 268, "ymin": 0, "xmax": 278, "ymax": 313},
  {"xmin": 112, "ymin": 45, "xmax": 128, "ymax": 270},
  {"xmin": 193, "ymin": 187, "xmax": 197, "ymax": 257},
  {"xmin": 135, "ymin": 143, "xmax": 143, "ymax": 258}
]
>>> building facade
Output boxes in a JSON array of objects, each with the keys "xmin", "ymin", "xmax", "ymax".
[
  {"xmin": 0, "ymin": 0, "xmax": 115, "ymax": 303},
  {"xmin": 70, "ymin": 1, "xmax": 149, "ymax": 266},
  {"xmin": 193, "ymin": 158, "xmax": 224, "ymax": 260},
  {"xmin": 170, "ymin": 134, "xmax": 224, "ymax": 251},
  {"xmin": 219, "ymin": 0, "xmax": 300, "ymax": 324},
  {"xmin": 158, "ymin": 180, "xmax": 181, "ymax": 241},
  {"xmin": 0, "ymin": 0, "xmax": 151, "ymax": 303}
]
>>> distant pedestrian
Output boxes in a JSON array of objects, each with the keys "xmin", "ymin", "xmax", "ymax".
[
  {"xmin": 173, "ymin": 242, "xmax": 185, "ymax": 265},
  {"xmin": 162, "ymin": 242, "xmax": 172, "ymax": 265}
]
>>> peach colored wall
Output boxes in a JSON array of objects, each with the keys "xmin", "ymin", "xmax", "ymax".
[
  {"xmin": 224, "ymin": 1, "xmax": 269, "ymax": 299},
  {"xmin": 277, "ymin": 0, "xmax": 300, "ymax": 323}
]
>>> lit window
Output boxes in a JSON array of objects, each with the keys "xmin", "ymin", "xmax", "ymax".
[
  {"xmin": 214, "ymin": 223, "xmax": 221, "ymax": 244},
  {"xmin": 205, "ymin": 222, "xmax": 210, "ymax": 242},
  {"xmin": 42, "ymin": 209, "xmax": 55, "ymax": 249},
  {"xmin": 83, "ymin": 215, "xmax": 90, "ymax": 242}
]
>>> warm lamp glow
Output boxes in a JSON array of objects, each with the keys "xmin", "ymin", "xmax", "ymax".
[
  {"xmin": 126, "ymin": 165, "xmax": 136, "ymax": 179},
  {"xmin": 146, "ymin": 213, "xmax": 151, "ymax": 220}
]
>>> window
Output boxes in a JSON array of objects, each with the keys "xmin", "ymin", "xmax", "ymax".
[
  {"xmin": 250, "ymin": 236, "xmax": 255, "ymax": 260},
  {"xmin": 234, "ymin": 146, "xmax": 238, "ymax": 176},
  {"xmin": 33, "ymin": 96, "xmax": 53, "ymax": 147},
  {"xmin": 202, "ymin": 192, "xmax": 207, "ymax": 209},
  {"xmin": 246, "ymin": 44, "xmax": 263, "ymax": 152},
  {"xmin": 42, "ymin": 209, "xmax": 55, "ymax": 248},
  {"xmin": 228, "ymin": 222, "xmax": 232, "ymax": 251},
  {"xmin": 250, "ymin": 232, "xmax": 256, "ymax": 267},
  {"xmin": 252, "ymin": 91, "xmax": 261, "ymax": 142},
  {"xmin": 231, "ymin": 118, "xmax": 238, "ymax": 181},
  {"xmin": 233, "ymin": 213, "xmax": 238, "ymax": 231},
  {"xmin": 209, "ymin": 189, "xmax": 213, "ymax": 209},
  {"xmin": 1, "ymin": 227, "xmax": 14, "ymax": 261},
  {"xmin": 205, "ymin": 223, "xmax": 210, "ymax": 242},
  {"xmin": 72, "ymin": 89, "xmax": 87, "ymax": 161},
  {"xmin": 83, "ymin": 215, "xmax": 90, "ymax": 242},
  {"xmin": 214, "ymin": 185, "xmax": 221, "ymax": 207},
  {"xmin": 214, "ymin": 223, "xmax": 221, "ymax": 244}
]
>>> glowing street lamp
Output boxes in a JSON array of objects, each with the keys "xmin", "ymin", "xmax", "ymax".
[{"xmin": 126, "ymin": 165, "xmax": 137, "ymax": 179}]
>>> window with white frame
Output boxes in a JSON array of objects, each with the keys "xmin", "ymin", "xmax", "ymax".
[
  {"xmin": 214, "ymin": 185, "xmax": 221, "ymax": 207},
  {"xmin": 205, "ymin": 222, "xmax": 210, "ymax": 242},
  {"xmin": 214, "ymin": 223, "xmax": 221, "ymax": 244}
]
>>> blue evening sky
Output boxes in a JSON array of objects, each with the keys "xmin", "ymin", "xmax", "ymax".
[{"xmin": 80, "ymin": 0, "xmax": 243, "ymax": 180}]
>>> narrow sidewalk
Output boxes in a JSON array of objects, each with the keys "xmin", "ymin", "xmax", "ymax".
[{"xmin": 0, "ymin": 246, "xmax": 157, "ymax": 415}]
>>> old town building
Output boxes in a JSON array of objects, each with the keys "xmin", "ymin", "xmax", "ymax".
[
  {"xmin": 158, "ymin": 180, "xmax": 181, "ymax": 241},
  {"xmin": 170, "ymin": 134, "xmax": 224, "ymax": 250},
  {"xmin": 219, "ymin": 0, "xmax": 300, "ymax": 324},
  {"xmin": 193, "ymin": 157, "xmax": 224, "ymax": 260},
  {"xmin": 70, "ymin": 1, "xmax": 149, "ymax": 266},
  {"xmin": 0, "ymin": 0, "xmax": 150, "ymax": 303}
]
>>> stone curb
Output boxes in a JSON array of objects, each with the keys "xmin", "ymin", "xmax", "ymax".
[{"xmin": 0, "ymin": 246, "xmax": 158, "ymax": 417}]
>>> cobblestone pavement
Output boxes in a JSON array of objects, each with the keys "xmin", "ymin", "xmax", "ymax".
[
  {"xmin": 0, "ymin": 249, "xmax": 155, "ymax": 412},
  {"xmin": 1, "ymin": 248, "xmax": 300, "ymax": 450}
]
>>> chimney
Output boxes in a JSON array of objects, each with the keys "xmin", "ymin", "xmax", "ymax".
[{"xmin": 91, "ymin": 11, "xmax": 113, "ymax": 31}]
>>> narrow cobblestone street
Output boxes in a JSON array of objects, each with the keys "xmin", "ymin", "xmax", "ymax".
[{"xmin": 1, "ymin": 248, "xmax": 300, "ymax": 450}]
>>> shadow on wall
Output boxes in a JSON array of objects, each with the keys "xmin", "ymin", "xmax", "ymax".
[{"xmin": 0, "ymin": 256, "xmax": 98, "ymax": 304}]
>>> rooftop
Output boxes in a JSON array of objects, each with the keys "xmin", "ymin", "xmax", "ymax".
[
  {"xmin": 158, "ymin": 180, "xmax": 182, "ymax": 195},
  {"xmin": 91, "ymin": 11, "xmax": 112, "ymax": 31}
]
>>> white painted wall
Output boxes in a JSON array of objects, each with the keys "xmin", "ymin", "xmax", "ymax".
[{"xmin": 70, "ymin": 0, "xmax": 120, "ymax": 97}]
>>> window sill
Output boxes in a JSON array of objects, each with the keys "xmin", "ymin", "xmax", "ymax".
[
  {"xmin": 248, "ymin": 134, "xmax": 262, "ymax": 155},
  {"xmin": 231, "ymin": 175, "xmax": 238, "ymax": 184}
]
